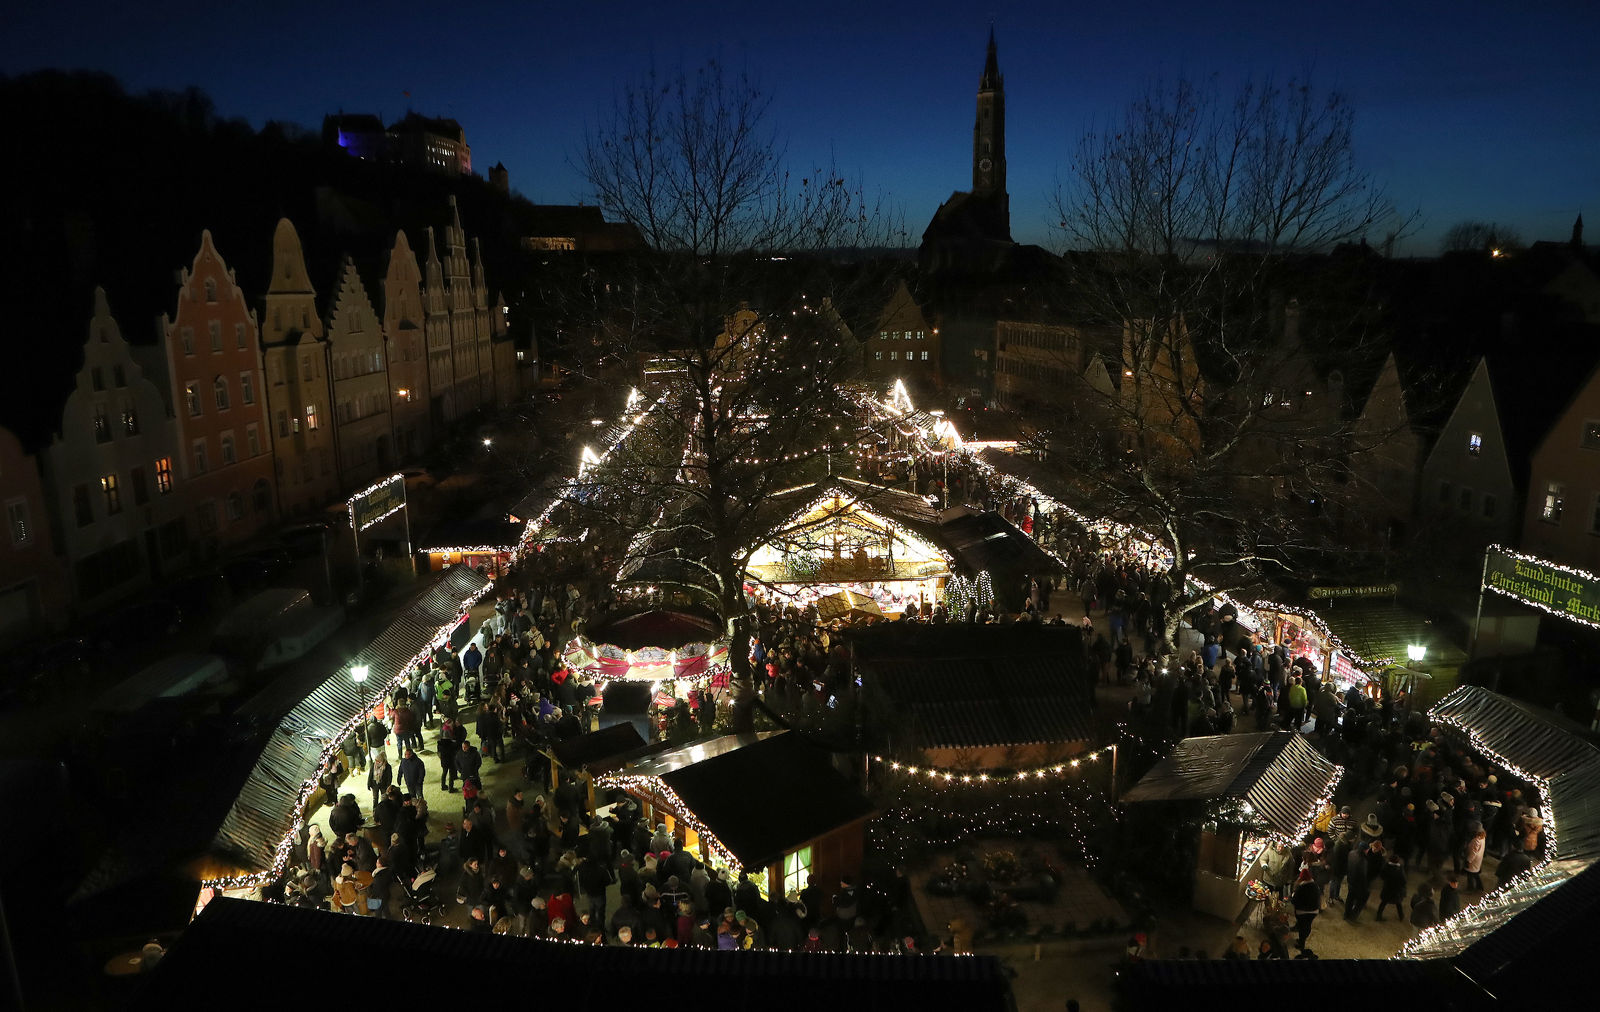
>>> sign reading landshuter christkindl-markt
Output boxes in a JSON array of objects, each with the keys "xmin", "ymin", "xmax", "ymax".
[{"xmin": 1483, "ymin": 546, "xmax": 1600, "ymax": 628}]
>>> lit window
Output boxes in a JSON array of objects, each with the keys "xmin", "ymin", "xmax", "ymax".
[
  {"xmin": 122, "ymin": 407, "xmax": 139, "ymax": 436},
  {"xmin": 155, "ymin": 457, "xmax": 173, "ymax": 494},
  {"xmin": 1542, "ymin": 482, "xmax": 1565, "ymax": 523},
  {"xmin": 185, "ymin": 382, "xmax": 202, "ymax": 417},
  {"xmin": 305, "ymin": 404, "xmax": 319, "ymax": 430},
  {"xmin": 782, "ymin": 846, "xmax": 812, "ymax": 896},
  {"xmin": 214, "ymin": 376, "xmax": 230, "ymax": 411},
  {"xmin": 6, "ymin": 499, "xmax": 31, "ymax": 547},
  {"xmin": 100, "ymin": 474, "xmax": 121, "ymax": 515},
  {"xmin": 921, "ymin": 350, "xmax": 929, "ymax": 361},
  {"xmin": 875, "ymin": 351, "xmax": 882, "ymax": 361},
  {"xmin": 93, "ymin": 408, "xmax": 111, "ymax": 443},
  {"xmin": 889, "ymin": 351, "xmax": 898, "ymax": 361},
  {"xmin": 1467, "ymin": 432, "xmax": 1482, "ymax": 456}
]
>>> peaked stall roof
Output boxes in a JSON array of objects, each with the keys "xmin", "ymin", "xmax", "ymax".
[
  {"xmin": 613, "ymin": 732, "xmax": 875, "ymax": 871},
  {"xmin": 212, "ymin": 566, "xmax": 489, "ymax": 876},
  {"xmin": 1120, "ymin": 732, "xmax": 1343, "ymax": 842}
]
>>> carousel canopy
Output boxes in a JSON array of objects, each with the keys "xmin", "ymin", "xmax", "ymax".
[{"xmin": 1121, "ymin": 732, "xmax": 1342, "ymax": 842}]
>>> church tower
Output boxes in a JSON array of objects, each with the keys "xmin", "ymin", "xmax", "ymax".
[{"xmin": 972, "ymin": 27, "xmax": 1008, "ymax": 233}]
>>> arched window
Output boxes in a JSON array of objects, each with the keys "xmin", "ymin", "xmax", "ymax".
[
  {"xmin": 253, "ymin": 479, "xmax": 273, "ymax": 514},
  {"xmin": 213, "ymin": 376, "xmax": 230, "ymax": 411},
  {"xmin": 204, "ymin": 278, "xmax": 217, "ymax": 303}
]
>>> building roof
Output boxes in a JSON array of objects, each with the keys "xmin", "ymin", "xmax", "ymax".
[
  {"xmin": 550, "ymin": 722, "xmax": 649, "ymax": 770},
  {"xmin": 134, "ymin": 898, "xmax": 1016, "ymax": 1011},
  {"xmin": 1121, "ymin": 732, "xmax": 1343, "ymax": 841},
  {"xmin": 213, "ymin": 566, "xmax": 487, "ymax": 874},
  {"xmin": 938, "ymin": 510, "xmax": 1064, "ymax": 578},
  {"xmin": 418, "ymin": 517, "xmax": 525, "ymax": 553},
  {"xmin": 850, "ymin": 624, "xmax": 1093, "ymax": 751},
  {"xmin": 1311, "ymin": 602, "xmax": 1470, "ymax": 671},
  {"xmin": 622, "ymin": 732, "xmax": 875, "ymax": 870}
]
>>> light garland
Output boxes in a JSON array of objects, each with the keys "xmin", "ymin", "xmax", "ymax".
[
  {"xmin": 1247, "ymin": 600, "xmax": 1391, "ymax": 678},
  {"xmin": 1480, "ymin": 543, "xmax": 1600, "ymax": 631},
  {"xmin": 593, "ymin": 772, "xmax": 741, "ymax": 870},
  {"xmin": 869, "ymin": 748, "xmax": 1114, "ymax": 786},
  {"xmin": 423, "ymin": 544, "xmax": 518, "ymax": 555}
]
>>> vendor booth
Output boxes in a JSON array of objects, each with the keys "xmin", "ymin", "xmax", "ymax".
[
  {"xmin": 596, "ymin": 731, "xmax": 874, "ymax": 897},
  {"xmin": 562, "ymin": 608, "xmax": 732, "ymax": 684},
  {"xmin": 545, "ymin": 722, "xmax": 652, "ymax": 810},
  {"xmin": 1121, "ymin": 732, "xmax": 1343, "ymax": 921},
  {"xmin": 418, "ymin": 519, "xmax": 525, "ymax": 575}
]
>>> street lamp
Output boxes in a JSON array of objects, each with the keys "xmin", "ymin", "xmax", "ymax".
[
  {"xmin": 482, "ymin": 437, "xmax": 493, "ymax": 449},
  {"xmin": 1406, "ymin": 644, "xmax": 1426, "ymax": 663},
  {"xmin": 350, "ymin": 664, "xmax": 369, "ymax": 684}
]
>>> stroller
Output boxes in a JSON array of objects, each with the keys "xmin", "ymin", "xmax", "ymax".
[{"xmin": 401, "ymin": 866, "xmax": 441, "ymax": 925}]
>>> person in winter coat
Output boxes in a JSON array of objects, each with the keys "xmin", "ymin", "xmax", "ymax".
[
  {"xmin": 1438, "ymin": 873, "xmax": 1462, "ymax": 920},
  {"xmin": 367, "ymin": 753, "xmax": 393, "ymax": 812},
  {"xmin": 1291, "ymin": 870, "xmax": 1321, "ymax": 950},
  {"xmin": 1462, "ymin": 826, "xmax": 1487, "ymax": 892},
  {"xmin": 478, "ymin": 704, "xmax": 503, "ymax": 762},
  {"xmin": 1409, "ymin": 884, "xmax": 1438, "ymax": 928},
  {"xmin": 455, "ymin": 741, "xmax": 483, "ymax": 790},
  {"xmin": 1375, "ymin": 853, "xmax": 1408, "ymax": 922},
  {"xmin": 436, "ymin": 725, "xmax": 461, "ymax": 792},
  {"xmin": 392, "ymin": 702, "xmax": 422, "ymax": 754},
  {"xmin": 456, "ymin": 857, "xmax": 485, "ymax": 906},
  {"xmin": 364, "ymin": 716, "xmax": 390, "ymax": 765},
  {"xmin": 397, "ymin": 748, "xmax": 425, "ymax": 799}
]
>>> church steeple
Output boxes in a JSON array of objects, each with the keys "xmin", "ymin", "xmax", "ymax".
[
  {"xmin": 1573, "ymin": 212, "xmax": 1585, "ymax": 249},
  {"xmin": 972, "ymin": 28, "xmax": 1009, "ymax": 237}
]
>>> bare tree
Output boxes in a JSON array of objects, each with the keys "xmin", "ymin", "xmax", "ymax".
[
  {"xmin": 1041, "ymin": 76, "xmax": 1419, "ymax": 645},
  {"xmin": 1440, "ymin": 220, "xmax": 1524, "ymax": 255},
  {"xmin": 565, "ymin": 61, "xmax": 905, "ymax": 711}
]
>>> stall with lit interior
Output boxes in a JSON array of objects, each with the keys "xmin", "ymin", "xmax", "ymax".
[
  {"xmin": 1120, "ymin": 732, "xmax": 1343, "ymax": 921},
  {"xmin": 596, "ymin": 731, "xmax": 875, "ymax": 898}
]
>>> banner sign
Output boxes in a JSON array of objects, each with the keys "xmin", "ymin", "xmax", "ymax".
[
  {"xmin": 1309, "ymin": 583, "xmax": 1399, "ymax": 600},
  {"xmin": 1483, "ymin": 546, "xmax": 1600, "ymax": 629},
  {"xmin": 351, "ymin": 474, "xmax": 406, "ymax": 532}
]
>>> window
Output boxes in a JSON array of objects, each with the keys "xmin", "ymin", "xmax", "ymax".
[
  {"xmin": 112, "ymin": 364, "xmax": 125, "ymax": 388},
  {"xmin": 917, "ymin": 330, "xmax": 926, "ymax": 340},
  {"xmin": 91, "ymin": 367, "xmax": 104, "ymax": 392},
  {"xmin": 100, "ymin": 473, "xmax": 121, "ymax": 515},
  {"xmin": 1542, "ymin": 482, "xmax": 1565, "ymax": 523},
  {"xmin": 132, "ymin": 466, "xmax": 148, "ymax": 506},
  {"xmin": 921, "ymin": 350, "xmax": 929, "ymax": 361},
  {"xmin": 1438, "ymin": 480, "xmax": 1453, "ymax": 504},
  {"xmin": 192, "ymin": 439, "xmax": 209, "ymax": 475},
  {"xmin": 246, "ymin": 424, "xmax": 261, "ymax": 457},
  {"xmin": 253, "ymin": 479, "xmax": 272, "ymax": 514},
  {"xmin": 1482, "ymin": 494, "xmax": 1496, "ymax": 520},
  {"xmin": 1458, "ymin": 487, "xmax": 1473, "ymax": 512},
  {"xmin": 889, "ymin": 351, "xmax": 898, "ymax": 361},
  {"xmin": 122, "ymin": 407, "xmax": 139, "ymax": 436},
  {"xmin": 240, "ymin": 371, "xmax": 255, "ymax": 405},
  {"xmin": 1584, "ymin": 420, "xmax": 1600, "ymax": 450},
  {"xmin": 783, "ymin": 846, "xmax": 812, "ymax": 896},
  {"xmin": 874, "ymin": 351, "xmax": 882, "ymax": 361},
  {"xmin": 209, "ymin": 320, "xmax": 222, "ymax": 352},
  {"xmin": 6, "ymin": 499, "xmax": 31, "ymax": 547},
  {"xmin": 277, "ymin": 410, "xmax": 289, "ymax": 438},
  {"xmin": 185, "ymin": 382, "xmax": 201, "ymax": 417},
  {"xmin": 93, "ymin": 408, "xmax": 110, "ymax": 443},
  {"xmin": 1467, "ymin": 432, "xmax": 1483, "ymax": 456},
  {"xmin": 204, "ymin": 277, "xmax": 217, "ymax": 303},
  {"xmin": 220, "ymin": 431, "xmax": 236, "ymax": 465},
  {"xmin": 235, "ymin": 323, "xmax": 247, "ymax": 349},
  {"xmin": 301, "ymin": 355, "xmax": 313, "ymax": 381},
  {"xmin": 155, "ymin": 457, "xmax": 173, "ymax": 494},
  {"xmin": 181, "ymin": 327, "xmax": 194, "ymax": 355},
  {"xmin": 226, "ymin": 492, "xmax": 244, "ymax": 522},
  {"xmin": 214, "ymin": 376, "xmax": 230, "ymax": 411},
  {"xmin": 305, "ymin": 404, "xmax": 319, "ymax": 430},
  {"xmin": 73, "ymin": 484, "xmax": 93, "ymax": 527}
]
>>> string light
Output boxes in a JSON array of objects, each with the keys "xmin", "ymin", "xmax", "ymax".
[
  {"xmin": 348, "ymin": 472, "xmax": 406, "ymax": 531},
  {"xmin": 593, "ymin": 772, "xmax": 741, "ymax": 870},
  {"xmin": 868, "ymin": 749, "xmax": 1115, "ymax": 787}
]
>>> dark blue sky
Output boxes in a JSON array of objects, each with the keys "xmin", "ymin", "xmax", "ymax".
[{"xmin": 7, "ymin": 0, "xmax": 1596, "ymax": 253}]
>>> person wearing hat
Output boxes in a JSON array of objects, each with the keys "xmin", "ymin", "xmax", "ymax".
[
  {"xmin": 1375, "ymin": 852, "xmax": 1408, "ymax": 922},
  {"xmin": 1409, "ymin": 882, "xmax": 1438, "ymax": 928},
  {"xmin": 1291, "ymin": 869, "xmax": 1321, "ymax": 950}
]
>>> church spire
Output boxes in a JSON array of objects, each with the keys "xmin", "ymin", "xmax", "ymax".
[
  {"xmin": 980, "ymin": 26, "xmax": 1002, "ymax": 92},
  {"xmin": 971, "ymin": 28, "xmax": 1009, "ymax": 240},
  {"xmin": 1573, "ymin": 212, "xmax": 1585, "ymax": 249}
]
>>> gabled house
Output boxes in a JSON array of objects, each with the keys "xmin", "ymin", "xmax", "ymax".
[
  {"xmin": 1418, "ymin": 358, "xmax": 1517, "ymax": 548},
  {"xmin": 1349, "ymin": 353, "xmax": 1422, "ymax": 545},
  {"xmin": 1521, "ymin": 361, "xmax": 1600, "ymax": 572}
]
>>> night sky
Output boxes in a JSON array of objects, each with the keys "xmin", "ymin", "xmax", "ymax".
[{"xmin": 6, "ymin": 0, "xmax": 1596, "ymax": 253}]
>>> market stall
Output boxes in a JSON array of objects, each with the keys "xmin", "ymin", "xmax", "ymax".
[
  {"xmin": 1121, "ymin": 732, "xmax": 1343, "ymax": 921},
  {"xmin": 562, "ymin": 608, "xmax": 732, "ymax": 684},
  {"xmin": 596, "ymin": 731, "xmax": 875, "ymax": 897}
]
